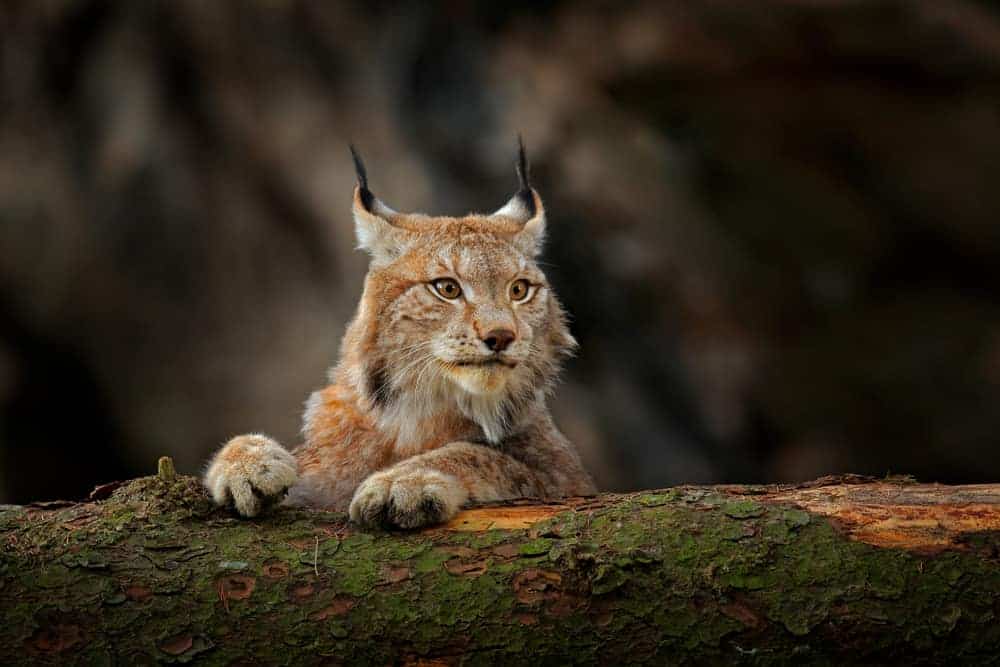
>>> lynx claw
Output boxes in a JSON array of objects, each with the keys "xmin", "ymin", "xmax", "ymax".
[
  {"xmin": 204, "ymin": 434, "xmax": 298, "ymax": 517},
  {"xmin": 349, "ymin": 468, "xmax": 466, "ymax": 529}
]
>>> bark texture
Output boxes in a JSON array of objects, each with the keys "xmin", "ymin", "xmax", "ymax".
[{"xmin": 2, "ymin": 470, "xmax": 1000, "ymax": 665}]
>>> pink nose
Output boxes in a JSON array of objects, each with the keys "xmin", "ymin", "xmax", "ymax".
[{"xmin": 482, "ymin": 329, "xmax": 515, "ymax": 352}]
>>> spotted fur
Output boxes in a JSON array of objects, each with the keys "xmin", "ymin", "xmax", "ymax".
[{"xmin": 203, "ymin": 145, "xmax": 596, "ymax": 526}]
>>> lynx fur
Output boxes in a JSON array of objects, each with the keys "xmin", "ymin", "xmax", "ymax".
[{"xmin": 204, "ymin": 141, "xmax": 595, "ymax": 528}]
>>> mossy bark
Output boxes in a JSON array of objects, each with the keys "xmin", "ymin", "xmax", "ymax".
[{"xmin": 2, "ymin": 472, "xmax": 1000, "ymax": 665}]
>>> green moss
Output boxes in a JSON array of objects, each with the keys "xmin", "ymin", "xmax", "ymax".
[
  {"xmin": 33, "ymin": 565, "xmax": 74, "ymax": 589},
  {"xmin": 465, "ymin": 530, "xmax": 515, "ymax": 548},
  {"xmin": 592, "ymin": 563, "xmax": 628, "ymax": 594},
  {"xmin": 781, "ymin": 508, "xmax": 812, "ymax": 527},
  {"xmin": 412, "ymin": 548, "xmax": 452, "ymax": 574},
  {"xmin": 721, "ymin": 500, "xmax": 766, "ymax": 519},
  {"xmin": 329, "ymin": 557, "xmax": 379, "ymax": 596},
  {"xmin": 518, "ymin": 538, "xmax": 553, "ymax": 557},
  {"xmin": 636, "ymin": 491, "xmax": 679, "ymax": 507}
]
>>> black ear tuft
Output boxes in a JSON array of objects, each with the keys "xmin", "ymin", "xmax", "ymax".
[
  {"xmin": 349, "ymin": 143, "xmax": 368, "ymax": 189},
  {"xmin": 516, "ymin": 134, "xmax": 530, "ymax": 190},
  {"xmin": 350, "ymin": 143, "xmax": 375, "ymax": 211},
  {"xmin": 515, "ymin": 135, "xmax": 536, "ymax": 217}
]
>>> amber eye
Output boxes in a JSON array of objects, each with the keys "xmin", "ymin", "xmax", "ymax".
[
  {"xmin": 509, "ymin": 279, "xmax": 531, "ymax": 302},
  {"xmin": 431, "ymin": 278, "xmax": 462, "ymax": 300}
]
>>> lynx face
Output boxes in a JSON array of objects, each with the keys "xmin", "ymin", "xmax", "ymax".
[
  {"xmin": 385, "ymin": 230, "xmax": 553, "ymax": 396},
  {"xmin": 344, "ymin": 152, "xmax": 576, "ymax": 444}
]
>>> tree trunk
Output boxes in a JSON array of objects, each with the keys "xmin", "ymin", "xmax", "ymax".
[{"xmin": 2, "ymin": 464, "xmax": 999, "ymax": 665}]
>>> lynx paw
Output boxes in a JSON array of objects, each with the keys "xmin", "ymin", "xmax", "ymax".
[
  {"xmin": 204, "ymin": 434, "xmax": 298, "ymax": 517},
  {"xmin": 349, "ymin": 468, "xmax": 467, "ymax": 529}
]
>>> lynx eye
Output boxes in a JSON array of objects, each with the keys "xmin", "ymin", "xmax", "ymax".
[
  {"xmin": 431, "ymin": 278, "xmax": 462, "ymax": 300},
  {"xmin": 509, "ymin": 279, "xmax": 532, "ymax": 302}
]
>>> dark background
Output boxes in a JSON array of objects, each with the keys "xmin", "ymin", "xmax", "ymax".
[{"xmin": 3, "ymin": 1, "xmax": 1000, "ymax": 504}]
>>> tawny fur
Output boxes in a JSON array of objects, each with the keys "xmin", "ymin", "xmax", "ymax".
[{"xmin": 204, "ymin": 157, "xmax": 595, "ymax": 528}]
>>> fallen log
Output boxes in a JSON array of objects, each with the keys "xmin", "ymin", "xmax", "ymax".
[{"xmin": 2, "ymin": 461, "xmax": 999, "ymax": 664}]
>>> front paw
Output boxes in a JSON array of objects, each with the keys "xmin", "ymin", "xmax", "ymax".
[
  {"xmin": 349, "ymin": 469, "xmax": 467, "ymax": 529},
  {"xmin": 204, "ymin": 434, "xmax": 298, "ymax": 517}
]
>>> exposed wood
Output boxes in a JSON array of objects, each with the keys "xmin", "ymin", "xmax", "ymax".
[
  {"xmin": 443, "ymin": 503, "xmax": 569, "ymax": 531},
  {"xmin": 766, "ymin": 480, "xmax": 1000, "ymax": 551}
]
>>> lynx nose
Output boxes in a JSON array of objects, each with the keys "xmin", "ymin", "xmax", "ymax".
[{"xmin": 482, "ymin": 329, "xmax": 515, "ymax": 352}]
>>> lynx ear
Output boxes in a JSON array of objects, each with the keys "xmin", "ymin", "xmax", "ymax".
[
  {"xmin": 350, "ymin": 145, "xmax": 410, "ymax": 264},
  {"xmin": 492, "ymin": 137, "xmax": 546, "ymax": 256}
]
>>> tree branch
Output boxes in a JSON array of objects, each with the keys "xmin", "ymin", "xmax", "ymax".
[{"xmin": 2, "ymin": 467, "xmax": 999, "ymax": 664}]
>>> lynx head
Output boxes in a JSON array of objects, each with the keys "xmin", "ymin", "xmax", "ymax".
[{"xmin": 342, "ymin": 140, "xmax": 577, "ymax": 442}]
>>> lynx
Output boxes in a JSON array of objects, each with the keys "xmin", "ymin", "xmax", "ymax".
[{"xmin": 204, "ymin": 140, "xmax": 595, "ymax": 529}]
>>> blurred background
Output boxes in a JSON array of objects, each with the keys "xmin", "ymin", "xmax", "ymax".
[{"xmin": 3, "ymin": 0, "xmax": 1000, "ymax": 503}]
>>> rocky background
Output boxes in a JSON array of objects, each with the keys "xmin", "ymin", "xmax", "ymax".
[{"xmin": 2, "ymin": 1, "xmax": 1000, "ymax": 503}]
